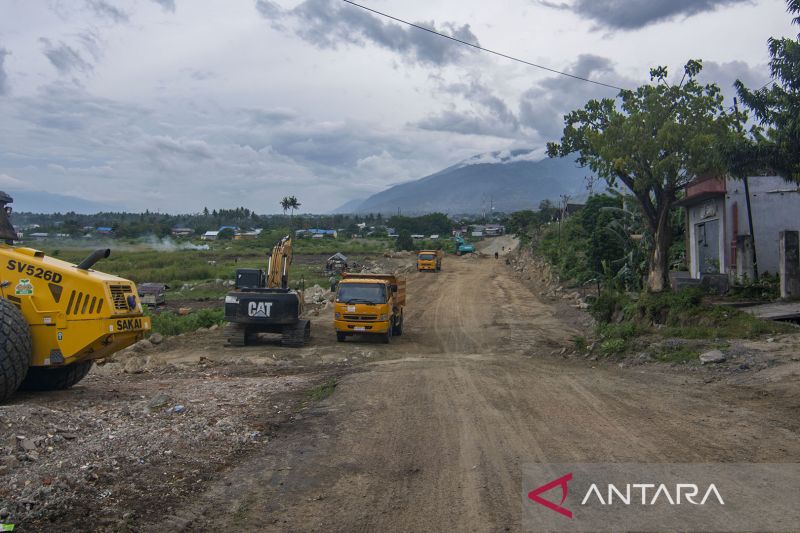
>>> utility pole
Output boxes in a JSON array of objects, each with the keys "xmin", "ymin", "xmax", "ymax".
[
  {"xmin": 558, "ymin": 194, "xmax": 571, "ymax": 255},
  {"xmin": 733, "ymin": 97, "xmax": 759, "ymax": 280}
]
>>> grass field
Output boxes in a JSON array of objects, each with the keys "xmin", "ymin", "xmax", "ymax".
[{"xmin": 34, "ymin": 233, "xmax": 394, "ymax": 297}]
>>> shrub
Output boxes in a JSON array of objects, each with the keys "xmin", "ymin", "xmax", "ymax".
[
  {"xmin": 589, "ymin": 289, "xmax": 630, "ymax": 323},
  {"xmin": 599, "ymin": 338, "xmax": 626, "ymax": 356},
  {"xmin": 572, "ymin": 335, "xmax": 588, "ymax": 351},
  {"xmin": 632, "ymin": 287, "xmax": 703, "ymax": 325},
  {"xmin": 149, "ymin": 308, "xmax": 225, "ymax": 337},
  {"xmin": 596, "ymin": 322, "xmax": 641, "ymax": 340}
]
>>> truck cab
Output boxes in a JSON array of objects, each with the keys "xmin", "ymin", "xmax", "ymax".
[
  {"xmin": 417, "ymin": 250, "xmax": 442, "ymax": 272},
  {"xmin": 334, "ymin": 273, "xmax": 405, "ymax": 343}
]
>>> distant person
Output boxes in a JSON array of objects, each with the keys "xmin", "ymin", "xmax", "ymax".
[
  {"xmin": 329, "ymin": 275, "xmax": 338, "ymax": 292},
  {"xmin": 494, "ymin": 252, "xmax": 499, "ymax": 260}
]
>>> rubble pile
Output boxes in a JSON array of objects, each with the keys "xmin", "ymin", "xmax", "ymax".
[
  {"xmin": 506, "ymin": 251, "xmax": 590, "ymax": 309},
  {"xmin": 0, "ymin": 370, "xmax": 311, "ymax": 529},
  {"xmin": 303, "ymin": 284, "xmax": 331, "ymax": 304}
]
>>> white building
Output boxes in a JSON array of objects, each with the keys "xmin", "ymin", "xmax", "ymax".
[{"xmin": 679, "ymin": 175, "xmax": 800, "ymax": 279}]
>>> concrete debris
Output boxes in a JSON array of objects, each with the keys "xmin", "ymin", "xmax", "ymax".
[
  {"xmin": 699, "ymin": 350, "xmax": 727, "ymax": 364},
  {"xmin": 133, "ymin": 339, "xmax": 154, "ymax": 352},
  {"xmin": 304, "ymin": 285, "xmax": 331, "ymax": 304},
  {"xmin": 149, "ymin": 333, "xmax": 164, "ymax": 345},
  {"xmin": 123, "ymin": 357, "xmax": 147, "ymax": 374},
  {"xmin": 18, "ymin": 438, "xmax": 36, "ymax": 452},
  {"xmin": 148, "ymin": 394, "xmax": 171, "ymax": 410}
]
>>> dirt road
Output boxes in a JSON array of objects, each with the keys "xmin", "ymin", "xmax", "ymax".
[
  {"xmin": 3, "ymin": 241, "xmax": 798, "ymax": 531},
  {"xmin": 168, "ymin": 248, "xmax": 799, "ymax": 532}
]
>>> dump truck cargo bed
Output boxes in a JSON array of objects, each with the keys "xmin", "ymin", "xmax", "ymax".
[{"xmin": 340, "ymin": 273, "xmax": 406, "ymax": 306}]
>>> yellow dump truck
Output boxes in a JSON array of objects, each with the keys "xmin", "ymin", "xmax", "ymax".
[
  {"xmin": 334, "ymin": 273, "xmax": 406, "ymax": 343},
  {"xmin": 417, "ymin": 250, "xmax": 443, "ymax": 272}
]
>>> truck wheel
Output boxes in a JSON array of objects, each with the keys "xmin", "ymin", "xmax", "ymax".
[
  {"xmin": 392, "ymin": 314, "xmax": 403, "ymax": 336},
  {"xmin": 20, "ymin": 361, "xmax": 94, "ymax": 391},
  {"xmin": 0, "ymin": 299, "xmax": 32, "ymax": 401},
  {"xmin": 336, "ymin": 332, "xmax": 347, "ymax": 342},
  {"xmin": 382, "ymin": 322, "xmax": 393, "ymax": 344}
]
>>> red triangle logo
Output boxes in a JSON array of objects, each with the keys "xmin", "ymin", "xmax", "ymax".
[{"xmin": 527, "ymin": 472, "xmax": 573, "ymax": 519}]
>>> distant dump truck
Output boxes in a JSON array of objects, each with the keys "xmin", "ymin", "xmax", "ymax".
[
  {"xmin": 417, "ymin": 250, "xmax": 442, "ymax": 272},
  {"xmin": 334, "ymin": 273, "xmax": 405, "ymax": 344}
]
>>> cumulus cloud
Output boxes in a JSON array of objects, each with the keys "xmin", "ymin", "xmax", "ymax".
[
  {"xmin": 540, "ymin": 0, "xmax": 752, "ymax": 30},
  {"xmin": 143, "ymin": 135, "xmax": 214, "ymax": 165},
  {"xmin": 416, "ymin": 78, "xmax": 521, "ymax": 138},
  {"xmin": 39, "ymin": 38, "xmax": 93, "ymax": 75},
  {"xmin": 697, "ymin": 59, "xmax": 769, "ymax": 94},
  {"xmin": 255, "ymin": 0, "xmax": 480, "ymax": 66},
  {"xmin": 151, "ymin": 0, "xmax": 176, "ymax": 12},
  {"xmin": 0, "ymin": 174, "xmax": 36, "ymax": 191},
  {"xmin": 246, "ymin": 107, "xmax": 297, "ymax": 125},
  {"xmin": 0, "ymin": 82, "xmax": 469, "ymax": 212},
  {"xmin": 519, "ymin": 54, "xmax": 632, "ymax": 142},
  {"xmin": 85, "ymin": 0, "xmax": 129, "ymax": 23},
  {"xmin": 416, "ymin": 57, "xmax": 626, "ymax": 143},
  {"xmin": 460, "ymin": 149, "xmax": 542, "ymax": 167},
  {"xmin": 0, "ymin": 47, "xmax": 9, "ymax": 95}
]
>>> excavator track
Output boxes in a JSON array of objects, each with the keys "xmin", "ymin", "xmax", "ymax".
[
  {"xmin": 225, "ymin": 323, "xmax": 247, "ymax": 347},
  {"xmin": 281, "ymin": 320, "xmax": 311, "ymax": 348}
]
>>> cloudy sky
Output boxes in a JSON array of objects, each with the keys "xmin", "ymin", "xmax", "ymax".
[{"xmin": 0, "ymin": 0, "xmax": 795, "ymax": 213}]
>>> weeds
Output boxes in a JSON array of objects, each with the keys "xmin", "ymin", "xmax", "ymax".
[
  {"xmin": 586, "ymin": 285, "xmax": 794, "ymax": 360},
  {"xmin": 308, "ymin": 380, "xmax": 337, "ymax": 401},
  {"xmin": 599, "ymin": 338, "xmax": 626, "ymax": 356},
  {"xmin": 571, "ymin": 335, "xmax": 588, "ymax": 351}
]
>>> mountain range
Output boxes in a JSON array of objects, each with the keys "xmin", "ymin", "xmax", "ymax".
[{"xmin": 333, "ymin": 149, "xmax": 593, "ymax": 215}]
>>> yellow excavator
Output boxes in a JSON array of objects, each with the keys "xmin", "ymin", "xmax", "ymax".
[
  {"xmin": 223, "ymin": 235, "xmax": 310, "ymax": 347},
  {"xmin": 0, "ymin": 191, "xmax": 151, "ymax": 401}
]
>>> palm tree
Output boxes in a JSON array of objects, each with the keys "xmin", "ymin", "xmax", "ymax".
[
  {"xmin": 280, "ymin": 196, "xmax": 301, "ymax": 229},
  {"xmin": 287, "ymin": 196, "xmax": 301, "ymax": 218}
]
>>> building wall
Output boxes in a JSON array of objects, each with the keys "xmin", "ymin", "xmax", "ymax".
[{"xmin": 725, "ymin": 176, "xmax": 800, "ymax": 276}]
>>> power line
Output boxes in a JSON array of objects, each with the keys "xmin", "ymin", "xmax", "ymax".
[
  {"xmin": 339, "ymin": 0, "xmax": 627, "ymax": 92},
  {"xmin": 756, "ymin": 79, "xmax": 775, "ymax": 91}
]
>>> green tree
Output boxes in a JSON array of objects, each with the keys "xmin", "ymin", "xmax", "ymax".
[
  {"xmin": 506, "ymin": 210, "xmax": 538, "ymax": 237},
  {"xmin": 395, "ymin": 230, "xmax": 414, "ymax": 251},
  {"xmin": 580, "ymin": 194, "xmax": 625, "ymax": 276},
  {"xmin": 547, "ymin": 61, "xmax": 739, "ymax": 291},
  {"xmin": 734, "ymin": 0, "xmax": 800, "ymax": 182}
]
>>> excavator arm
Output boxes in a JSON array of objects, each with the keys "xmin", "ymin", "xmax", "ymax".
[{"xmin": 266, "ymin": 235, "xmax": 293, "ymax": 289}]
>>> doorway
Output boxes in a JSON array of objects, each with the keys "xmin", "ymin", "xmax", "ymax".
[{"xmin": 696, "ymin": 219, "xmax": 720, "ymax": 274}]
